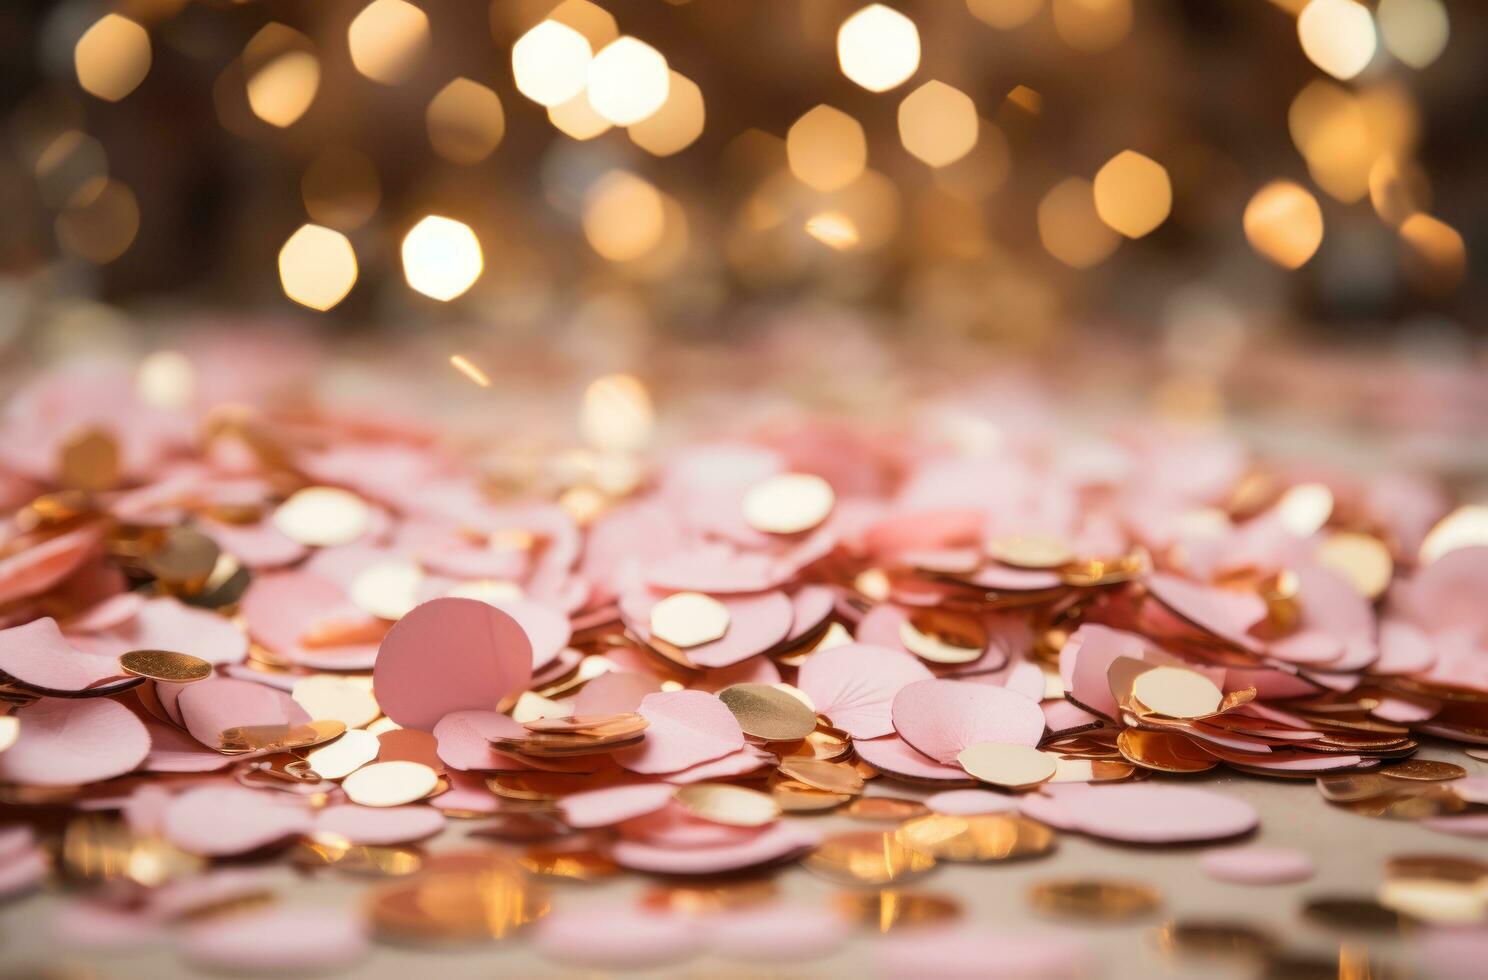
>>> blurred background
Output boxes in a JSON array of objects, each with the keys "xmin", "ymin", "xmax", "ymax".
[{"xmin": 0, "ymin": 0, "xmax": 1480, "ymax": 365}]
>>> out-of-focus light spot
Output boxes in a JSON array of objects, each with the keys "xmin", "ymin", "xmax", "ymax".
[
  {"xmin": 1005, "ymin": 84, "xmax": 1042, "ymax": 115},
  {"xmin": 136, "ymin": 350, "xmax": 195, "ymax": 410},
  {"xmin": 1398, "ymin": 214, "xmax": 1466, "ymax": 294},
  {"xmin": 548, "ymin": 91, "xmax": 611, "ymax": 140},
  {"xmin": 1243, "ymin": 180, "xmax": 1324, "ymax": 269},
  {"xmin": 1093, "ymin": 150, "xmax": 1171, "ymax": 238},
  {"xmin": 56, "ymin": 177, "xmax": 138, "ymax": 264},
  {"xmin": 426, "ymin": 78, "xmax": 504, "ymax": 164},
  {"xmin": 244, "ymin": 26, "xmax": 320, "ymax": 128},
  {"xmin": 1277, "ymin": 482, "xmax": 1334, "ymax": 536},
  {"xmin": 805, "ymin": 211, "xmax": 860, "ymax": 250},
  {"xmin": 449, "ymin": 354, "xmax": 491, "ymax": 387},
  {"xmin": 1368, "ymin": 154, "xmax": 1428, "ymax": 227},
  {"xmin": 581, "ymin": 374, "xmax": 653, "ymax": 452},
  {"xmin": 302, "ymin": 147, "xmax": 381, "ymax": 230},
  {"xmin": 587, "ymin": 37, "xmax": 669, "ymax": 125},
  {"xmin": 278, "ymin": 224, "xmax": 358, "ymax": 311},
  {"xmin": 1052, "ymin": 0, "xmax": 1133, "ymax": 53},
  {"xmin": 837, "ymin": 4, "xmax": 920, "ymax": 92},
  {"xmin": 1288, "ymin": 81, "xmax": 1414, "ymax": 204},
  {"xmin": 967, "ymin": 0, "xmax": 1044, "ymax": 30},
  {"xmin": 1297, "ymin": 0, "xmax": 1377, "ymax": 80},
  {"xmin": 830, "ymin": 169, "xmax": 902, "ymax": 251},
  {"xmin": 1376, "ymin": 0, "xmax": 1448, "ymax": 69},
  {"xmin": 401, "ymin": 216, "xmax": 483, "ymax": 301},
  {"xmin": 74, "ymin": 15, "xmax": 151, "ymax": 102},
  {"xmin": 547, "ymin": 0, "xmax": 619, "ymax": 48},
  {"xmin": 1037, "ymin": 178, "xmax": 1119, "ymax": 269},
  {"xmin": 583, "ymin": 171, "xmax": 666, "ymax": 262},
  {"xmin": 787, "ymin": 105, "xmax": 866, "ymax": 193},
  {"xmin": 34, "ymin": 130, "xmax": 107, "ymax": 208},
  {"xmin": 628, "ymin": 71, "xmax": 704, "ymax": 156},
  {"xmin": 898, "ymin": 80, "xmax": 978, "ymax": 168},
  {"xmin": 512, "ymin": 20, "xmax": 591, "ymax": 107},
  {"xmin": 933, "ymin": 122, "xmax": 1010, "ymax": 201},
  {"xmin": 348, "ymin": 0, "xmax": 430, "ymax": 85}
]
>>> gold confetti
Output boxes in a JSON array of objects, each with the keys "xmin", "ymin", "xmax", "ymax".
[
  {"xmin": 340, "ymin": 760, "xmax": 439, "ymax": 807},
  {"xmin": 803, "ymin": 831, "xmax": 936, "ymax": 886},
  {"xmin": 896, "ymin": 813, "xmax": 1056, "ymax": 862},
  {"xmin": 118, "ymin": 650, "xmax": 213, "ymax": 683}
]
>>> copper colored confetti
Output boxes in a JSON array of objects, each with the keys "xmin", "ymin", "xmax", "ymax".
[
  {"xmin": 1028, "ymin": 878, "xmax": 1161, "ymax": 921},
  {"xmin": 802, "ymin": 830, "xmax": 936, "ymax": 886}
]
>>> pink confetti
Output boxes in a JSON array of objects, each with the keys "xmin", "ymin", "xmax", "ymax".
[
  {"xmin": 0, "ymin": 697, "xmax": 150, "ymax": 786},
  {"xmin": 706, "ymin": 904, "xmax": 850, "ymax": 962},
  {"xmin": 533, "ymin": 907, "xmax": 705, "ymax": 970},
  {"xmin": 892, "ymin": 678, "xmax": 1045, "ymax": 764},
  {"xmin": 797, "ymin": 642, "xmax": 932, "ymax": 739},
  {"xmin": 612, "ymin": 821, "xmax": 819, "ymax": 875},
  {"xmin": 1051, "ymin": 783, "xmax": 1258, "ymax": 842},
  {"xmin": 373, "ymin": 597, "xmax": 532, "ymax": 730},
  {"xmin": 315, "ymin": 804, "xmax": 445, "ymax": 845},
  {"xmin": 1199, "ymin": 845, "xmax": 1314, "ymax": 885},
  {"xmin": 179, "ymin": 907, "xmax": 369, "ymax": 974},
  {"xmin": 925, "ymin": 789, "xmax": 1021, "ymax": 815},
  {"xmin": 559, "ymin": 783, "xmax": 675, "ymax": 829},
  {"xmin": 0, "ymin": 617, "xmax": 124, "ymax": 693},
  {"xmin": 613, "ymin": 690, "xmax": 745, "ymax": 775},
  {"xmin": 162, "ymin": 786, "xmax": 313, "ymax": 856}
]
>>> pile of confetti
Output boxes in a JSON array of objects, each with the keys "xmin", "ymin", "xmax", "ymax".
[{"xmin": 2, "ymin": 352, "xmax": 1487, "ymax": 977}]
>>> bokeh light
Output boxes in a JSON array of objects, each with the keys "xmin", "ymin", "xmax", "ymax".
[
  {"xmin": 583, "ymin": 171, "xmax": 666, "ymax": 262},
  {"xmin": 1398, "ymin": 213, "xmax": 1466, "ymax": 293},
  {"xmin": 628, "ymin": 72, "xmax": 705, "ymax": 157},
  {"xmin": 243, "ymin": 25, "xmax": 320, "ymax": 129},
  {"xmin": 837, "ymin": 5, "xmax": 921, "ymax": 93},
  {"xmin": 1297, "ymin": 0, "xmax": 1377, "ymax": 81},
  {"xmin": 548, "ymin": 91, "xmax": 612, "ymax": 140},
  {"xmin": 1376, "ymin": 0, "xmax": 1449, "ymax": 70},
  {"xmin": 787, "ymin": 105, "xmax": 867, "ymax": 193},
  {"xmin": 1038, "ymin": 177, "xmax": 1120, "ymax": 268},
  {"xmin": 587, "ymin": 37, "xmax": 670, "ymax": 126},
  {"xmin": 401, "ymin": 216, "xmax": 483, "ymax": 301},
  {"xmin": 426, "ymin": 78, "xmax": 505, "ymax": 165},
  {"xmin": 348, "ymin": 0, "xmax": 430, "ymax": 86},
  {"xmin": 1052, "ymin": 0, "xmax": 1134, "ymax": 53},
  {"xmin": 55, "ymin": 177, "xmax": 139, "ymax": 264},
  {"xmin": 277, "ymin": 224, "xmax": 358, "ymax": 311},
  {"xmin": 302, "ymin": 147, "xmax": 381, "ymax": 231},
  {"xmin": 967, "ymin": 0, "xmax": 1045, "ymax": 30},
  {"xmin": 898, "ymin": 81, "xmax": 978, "ymax": 168},
  {"xmin": 581, "ymin": 374, "xmax": 653, "ymax": 453},
  {"xmin": 545, "ymin": 0, "xmax": 618, "ymax": 49},
  {"xmin": 74, "ymin": 15, "xmax": 151, "ymax": 103},
  {"xmin": 1243, "ymin": 181, "xmax": 1324, "ymax": 269},
  {"xmin": 805, "ymin": 211, "xmax": 861, "ymax": 251},
  {"xmin": 511, "ymin": 20, "xmax": 591, "ymax": 107},
  {"xmin": 1093, "ymin": 150, "xmax": 1171, "ymax": 238}
]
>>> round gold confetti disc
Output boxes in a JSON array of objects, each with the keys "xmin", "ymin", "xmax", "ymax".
[
  {"xmin": 742, "ymin": 473, "xmax": 835, "ymax": 535},
  {"xmin": 987, "ymin": 534, "xmax": 1074, "ymax": 569},
  {"xmin": 1028, "ymin": 878, "xmax": 1160, "ymax": 921},
  {"xmin": 802, "ymin": 831, "xmax": 936, "ymax": 886},
  {"xmin": 342, "ymin": 760, "xmax": 440, "ymax": 807},
  {"xmin": 899, "ymin": 609, "xmax": 987, "ymax": 665},
  {"xmin": 1420, "ymin": 505, "xmax": 1488, "ymax": 565},
  {"xmin": 1130, "ymin": 666, "xmax": 1223, "ymax": 719},
  {"xmin": 272, "ymin": 486, "xmax": 371, "ymax": 547},
  {"xmin": 1301, "ymin": 896, "xmax": 1411, "ymax": 932},
  {"xmin": 649, "ymin": 591, "xmax": 730, "ymax": 648},
  {"xmin": 293, "ymin": 836, "xmax": 424, "ymax": 876},
  {"xmin": 141, "ymin": 527, "xmax": 221, "ymax": 587},
  {"xmin": 517, "ymin": 846, "xmax": 620, "ymax": 881},
  {"xmin": 291, "ymin": 675, "xmax": 381, "ymax": 730},
  {"xmin": 368, "ymin": 869, "xmax": 549, "ymax": 942},
  {"xmin": 955, "ymin": 743, "xmax": 1058, "ymax": 789},
  {"xmin": 1380, "ymin": 759, "xmax": 1466, "ymax": 782},
  {"xmin": 1157, "ymin": 919, "xmax": 1278, "ymax": 959},
  {"xmin": 118, "ymin": 649, "xmax": 213, "ymax": 683},
  {"xmin": 57, "ymin": 427, "xmax": 120, "ymax": 493},
  {"xmin": 0, "ymin": 715, "xmax": 18, "ymax": 753},
  {"xmin": 833, "ymin": 890, "xmax": 963, "ymax": 932},
  {"xmin": 218, "ymin": 719, "xmax": 346, "ymax": 754},
  {"xmin": 1117, "ymin": 728, "xmax": 1218, "ymax": 773},
  {"xmin": 717, "ymin": 683, "xmax": 818, "ymax": 740},
  {"xmin": 673, "ymin": 783, "xmax": 782, "ymax": 827},
  {"xmin": 771, "ymin": 779, "xmax": 852, "ymax": 813},
  {"xmin": 303, "ymin": 729, "xmax": 382, "ymax": 780},
  {"xmin": 846, "ymin": 797, "xmax": 929, "ymax": 822},
  {"xmin": 1314, "ymin": 532, "xmax": 1394, "ymax": 600},
  {"xmin": 1316, "ymin": 772, "xmax": 1391, "ymax": 802},
  {"xmin": 778, "ymin": 757, "xmax": 865, "ymax": 795},
  {"xmin": 350, "ymin": 561, "xmax": 424, "ymax": 620},
  {"xmin": 896, "ymin": 814, "xmax": 1056, "ymax": 863}
]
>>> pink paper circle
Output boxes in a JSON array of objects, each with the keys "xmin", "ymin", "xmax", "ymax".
[
  {"xmin": 373, "ymin": 597, "xmax": 533, "ymax": 730},
  {"xmin": 706, "ymin": 904, "xmax": 850, "ymax": 962},
  {"xmin": 613, "ymin": 690, "xmax": 745, "ymax": 775},
  {"xmin": 315, "ymin": 804, "xmax": 445, "ymax": 845},
  {"xmin": 533, "ymin": 908, "xmax": 705, "ymax": 970},
  {"xmin": 1199, "ymin": 846, "xmax": 1314, "ymax": 885},
  {"xmin": 0, "ymin": 617, "xmax": 123, "ymax": 693},
  {"xmin": 925, "ymin": 789, "xmax": 1020, "ymax": 815},
  {"xmin": 175, "ymin": 676, "xmax": 310, "ymax": 750},
  {"xmin": 180, "ymin": 907, "xmax": 368, "ymax": 974},
  {"xmin": 0, "ymin": 697, "xmax": 149, "ymax": 786},
  {"xmin": 560, "ymin": 783, "xmax": 675, "ymax": 829},
  {"xmin": 1059, "ymin": 784, "xmax": 1258, "ymax": 843},
  {"xmin": 850, "ymin": 735, "xmax": 973, "ymax": 784},
  {"xmin": 797, "ymin": 643, "xmax": 932, "ymax": 740},
  {"xmin": 891, "ymin": 678, "xmax": 1046, "ymax": 763},
  {"xmin": 162, "ymin": 786, "xmax": 313, "ymax": 856},
  {"xmin": 612, "ymin": 821, "xmax": 819, "ymax": 875},
  {"xmin": 880, "ymin": 927, "xmax": 1091, "ymax": 980}
]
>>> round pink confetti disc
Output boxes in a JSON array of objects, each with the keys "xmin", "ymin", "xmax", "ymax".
[
  {"xmin": 1059, "ymin": 783, "xmax": 1259, "ymax": 842},
  {"xmin": 612, "ymin": 821, "xmax": 819, "ymax": 875},
  {"xmin": 1199, "ymin": 846, "xmax": 1314, "ymax": 885},
  {"xmin": 0, "ymin": 697, "xmax": 150, "ymax": 786},
  {"xmin": 180, "ymin": 907, "xmax": 369, "ymax": 975},
  {"xmin": 533, "ymin": 908, "xmax": 706, "ymax": 970},
  {"xmin": 483, "ymin": 598, "xmax": 571, "ymax": 672},
  {"xmin": 559, "ymin": 783, "xmax": 675, "ymax": 829},
  {"xmin": 373, "ymin": 597, "xmax": 533, "ymax": 730},
  {"xmin": 613, "ymin": 690, "xmax": 745, "ymax": 775},
  {"xmin": 0, "ymin": 617, "xmax": 124, "ymax": 693},
  {"xmin": 851, "ymin": 735, "xmax": 974, "ymax": 784},
  {"xmin": 706, "ymin": 904, "xmax": 850, "ymax": 962},
  {"xmin": 175, "ymin": 677, "xmax": 311, "ymax": 750},
  {"xmin": 891, "ymin": 678, "xmax": 1046, "ymax": 764},
  {"xmin": 880, "ymin": 927, "xmax": 1091, "ymax": 980},
  {"xmin": 315, "ymin": 804, "xmax": 445, "ymax": 845},
  {"xmin": 797, "ymin": 643, "xmax": 932, "ymax": 739},
  {"xmin": 162, "ymin": 786, "xmax": 313, "ymax": 856},
  {"xmin": 925, "ymin": 789, "xmax": 1020, "ymax": 815}
]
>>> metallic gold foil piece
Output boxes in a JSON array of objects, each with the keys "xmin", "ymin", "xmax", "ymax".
[
  {"xmin": 1117, "ymin": 728, "xmax": 1218, "ymax": 773},
  {"xmin": 1315, "ymin": 532, "xmax": 1394, "ymax": 599},
  {"xmin": 1131, "ymin": 666, "xmax": 1224, "ymax": 719},
  {"xmin": 742, "ymin": 473, "xmax": 835, "ymax": 534},
  {"xmin": 802, "ymin": 831, "xmax": 936, "ymax": 886},
  {"xmin": 896, "ymin": 813, "xmax": 1055, "ymax": 862},
  {"xmin": 303, "ymin": 728, "xmax": 381, "ymax": 780},
  {"xmin": 987, "ymin": 534, "xmax": 1074, "ymax": 569},
  {"xmin": 272, "ymin": 486, "xmax": 371, "ymax": 547},
  {"xmin": 117, "ymin": 649, "xmax": 213, "ymax": 683},
  {"xmin": 341, "ymin": 760, "xmax": 439, "ymax": 807},
  {"xmin": 846, "ymin": 797, "xmax": 929, "ymax": 822},
  {"xmin": 291, "ymin": 675, "xmax": 381, "ymax": 730},
  {"xmin": 899, "ymin": 609, "xmax": 987, "ymax": 665},
  {"xmin": 368, "ymin": 868, "xmax": 549, "ymax": 942},
  {"xmin": 57, "ymin": 427, "xmax": 120, "ymax": 493},
  {"xmin": 648, "ymin": 591, "xmax": 730, "ymax": 648},
  {"xmin": 770, "ymin": 778, "xmax": 852, "ymax": 812},
  {"xmin": 956, "ymin": 743, "xmax": 1058, "ymax": 789},
  {"xmin": 1379, "ymin": 759, "xmax": 1466, "ymax": 782},
  {"xmin": 674, "ymin": 782, "xmax": 782, "ymax": 827},
  {"xmin": 717, "ymin": 683, "xmax": 818, "ymax": 740},
  {"xmin": 1029, "ymin": 878, "xmax": 1160, "ymax": 921},
  {"xmin": 778, "ymin": 757, "xmax": 865, "ymax": 795},
  {"xmin": 517, "ymin": 846, "xmax": 620, "ymax": 881},
  {"xmin": 218, "ymin": 719, "xmax": 347, "ymax": 754},
  {"xmin": 834, "ymin": 890, "xmax": 963, "ymax": 932}
]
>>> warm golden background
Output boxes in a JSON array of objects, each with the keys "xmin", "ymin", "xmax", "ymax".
[{"xmin": 0, "ymin": 0, "xmax": 1479, "ymax": 352}]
